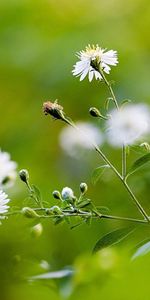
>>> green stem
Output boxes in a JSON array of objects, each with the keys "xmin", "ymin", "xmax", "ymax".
[
  {"xmin": 122, "ymin": 144, "xmax": 127, "ymax": 180},
  {"xmin": 98, "ymin": 67, "xmax": 149, "ymax": 222},
  {"xmin": 99, "ymin": 67, "xmax": 119, "ymax": 110},
  {"xmin": 65, "ymin": 116, "xmax": 149, "ymax": 221},
  {"xmin": 5, "ymin": 208, "xmax": 149, "ymax": 225},
  {"xmin": 95, "ymin": 145, "xmax": 150, "ymax": 222}
]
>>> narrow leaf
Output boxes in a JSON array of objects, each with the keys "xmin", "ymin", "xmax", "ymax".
[
  {"xmin": 93, "ymin": 227, "xmax": 134, "ymax": 253},
  {"xmin": 130, "ymin": 144, "xmax": 149, "ymax": 155},
  {"xmin": 96, "ymin": 206, "xmax": 110, "ymax": 213},
  {"xmin": 91, "ymin": 165, "xmax": 110, "ymax": 185},
  {"xmin": 105, "ymin": 98, "xmax": 112, "ymax": 110},
  {"xmin": 31, "ymin": 185, "xmax": 43, "ymax": 207},
  {"xmin": 127, "ymin": 153, "xmax": 150, "ymax": 178},
  {"xmin": 121, "ymin": 99, "xmax": 131, "ymax": 107},
  {"xmin": 132, "ymin": 239, "xmax": 150, "ymax": 260},
  {"xmin": 77, "ymin": 199, "xmax": 91, "ymax": 208},
  {"xmin": 29, "ymin": 269, "xmax": 74, "ymax": 280}
]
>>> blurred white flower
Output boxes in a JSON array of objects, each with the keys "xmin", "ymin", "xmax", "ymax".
[
  {"xmin": 59, "ymin": 122, "xmax": 103, "ymax": 158},
  {"xmin": 61, "ymin": 187, "xmax": 74, "ymax": 200},
  {"xmin": 106, "ymin": 104, "xmax": 150, "ymax": 147},
  {"xmin": 0, "ymin": 150, "xmax": 17, "ymax": 188},
  {"xmin": 72, "ymin": 44, "xmax": 118, "ymax": 82},
  {"xmin": 0, "ymin": 190, "xmax": 10, "ymax": 215}
]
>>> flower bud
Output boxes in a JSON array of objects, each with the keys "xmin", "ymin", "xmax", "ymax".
[
  {"xmin": 80, "ymin": 182, "xmax": 88, "ymax": 195},
  {"xmin": 46, "ymin": 205, "xmax": 62, "ymax": 215},
  {"xmin": 89, "ymin": 107, "xmax": 101, "ymax": 118},
  {"xmin": 43, "ymin": 101, "xmax": 64, "ymax": 120},
  {"xmin": 140, "ymin": 142, "xmax": 150, "ymax": 151},
  {"xmin": 19, "ymin": 169, "xmax": 29, "ymax": 184},
  {"xmin": 31, "ymin": 223, "xmax": 43, "ymax": 237},
  {"xmin": 61, "ymin": 187, "xmax": 74, "ymax": 200},
  {"xmin": 22, "ymin": 207, "xmax": 39, "ymax": 218},
  {"xmin": 52, "ymin": 190, "xmax": 61, "ymax": 200}
]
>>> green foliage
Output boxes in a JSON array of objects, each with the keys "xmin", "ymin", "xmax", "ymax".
[
  {"xmin": 93, "ymin": 227, "xmax": 135, "ymax": 253},
  {"xmin": 127, "ymin": 153, "xmax": 150, "ymax": 178},
  {"xmin": 91, "ymin": 165, "xmax": 110, "ymax": 185},
  {"xmin": 132, "ymin": 239, "xmax": 150, "ymax": 260}
]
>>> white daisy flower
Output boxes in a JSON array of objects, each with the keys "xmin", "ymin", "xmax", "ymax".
[
  {"xmin": 106, "ymin": 104, "xmax": 150, "ymax": 147},
  {"xmin": 0, "ymin": 190, "xmax": 10, "ymax": 215},
  {"xmin": 61, "ymin": 187, "xmax": 74, "ymax": 200},
  {"xmin": 59, "ymin": 122, "xmax": 103, "ymax": 158},
  {"xmin": 72, "ymin": 44, "xmax": 118, "ymax": 82},
  {"xmin": 0, "ymin": 150, "xmax": 17, "ymax": 188}
]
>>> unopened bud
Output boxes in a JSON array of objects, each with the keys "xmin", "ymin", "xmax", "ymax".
[
  {"xmin": 140, "ymin": 142, "xmax": 150, "ymax": 152},
  {"xmin": 80, "ymin": 182, "xmax": 88, "ymax": 195},
  {"xmin": 89, "ymin": 107, "xmax": 101, "ymax": 118},
  {"xmin": 22, "ymin": 207, "xmax": 39, "ymax": 218},
  {"xmin": 46, "ymin": 205, "xmax": 62, "ymax": 215},
  {"xmin": 43, "ymin": 101, "xmax": 64, "ymax": 120},
  {"xmin": 31, "ymin": 223, "xmax": 43, "ymax": 237},
  {"xmin": 52, "ymin": 190, "xmax": 61, "ymax": 200},
  {"xmin": 19, "ymin": 169, "xmax": 29, "ymax": 184}
]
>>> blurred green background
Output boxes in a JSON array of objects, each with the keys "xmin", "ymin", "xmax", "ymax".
[{"xmin": 1, "ymin": 0, "xmax": 150, "ymax": 299}]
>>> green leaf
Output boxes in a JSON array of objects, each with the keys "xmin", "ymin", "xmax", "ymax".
[
  {"xmin": 96, "ymin": 206, "xmax": 110, "ymax": 213},
  {"xmin": 77, "ymin": 199, "xmax": 91, "ymax": 208},
  {"xmin": 105, "ymin": 98, "xmax": 112, "ymax": 110},
  {"xmin": 132, "ymin": 239, "xmax": 150, "ymax": 260},
  {"xmin": 70, "ymin": 222, "xmax": 83, "ymax": 230},
  {"xmin": 93, "ymin": 227, "xmax": 135, "ymax": 253},
  {"xmin": 127, "ymin": 153, "xmax": 150, "ymax": 178},
  {"xmin": 91, "ymin": 165, "xmax": 110, "ymax": 185},
  {"xmin": 120, "ymin": 99, "xmax": 132, "ymax": 107},
  {"xmin": 130, "ymin": 144, "xmax": 150, "ymax": 155},
  {"xmin": 54, "ymin": 216, "xmax": 64, "ymax": 225},
  {"xmin": 31, "ymin": 185, "xmax": 43, "ymax": 207},
  {"xmin": 29, "ymin": 269, "xmax": 74, "ymax": 280}
]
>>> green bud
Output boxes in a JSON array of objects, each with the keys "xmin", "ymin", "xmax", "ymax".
[
  {"xmin": 140, "ymin": 142, "xmax": 150, "ymax": 151},
  {"xmin": 80, "ymin": 182, "xmax": 88, "ymax": 195},
  {"xmin": 46, "ymin": 206, "xmax": 62, "ymax": 215},
  {"xmin": 22, "ymin": 207, "xmax": 39, "ymax": 218},
  {"xmin": 89, "ymin": 107, "xmax": 101, "ymax": 118},
  {"xmin": 52, "ymin": 190, "xmax": 61, "ymax": 200},
  {"xmin": 19, "ymin": 169, "xmax": 29, "ymax": 184},
  {"xmin": 31, "ymin": 223, "xmax": 43, "ymax": 237}
]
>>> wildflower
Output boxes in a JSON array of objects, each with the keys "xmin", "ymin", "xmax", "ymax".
[
  {"xmin": 72, "ymin": 44, "xmax": 118, "ymax": 82},
  {"xmin": 61, "ymin": 187, "xmax": 74, "ymax": 200},
  {"xmin": 0, "ymin": 150, "xmax": 17, "ymax": 188},
  {"xmin": 106, "ymin": 104, "xmax": 150, "ymax": 147},
  {"xmin": 0, "ymin": 190, "xmax": 10, "ymax": 215},
  {"xmin": 59, "ymin": 122, "xmax": 103, "ymax": 158}
]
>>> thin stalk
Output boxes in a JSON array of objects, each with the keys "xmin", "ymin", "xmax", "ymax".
[
  {"xmin": 122, "ymin": 144, "xmax": 127, "ymax": 180},
  {"xmin": 100, "ymin": 214, "xmax": 147, "ymax": 224},
  {"xmin": 99, "ymin": 67, "xmax": 119, "ymax": 110},
  {"xmin": 5, "ymin": 208, "xmax": 149, "ymax": 225},
  {"xmin": 65, "ymin": 117, "xmax": 149, "ymax": 221},
  {"xmin": 98, "ymin": 67, "xmax": 150, "ymax": 222},
  {"xmin": 94, "ymin": 145, "xmax": 150, "ymax": 221}
]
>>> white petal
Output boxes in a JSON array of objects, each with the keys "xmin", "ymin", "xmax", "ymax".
[
  {"xmin": 80, "ymin": 67, "xmax": 89, "ymax": 81},
  {"xmin": 89, "ymin": 70, "xmax": 94, "ymax": 82}
]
